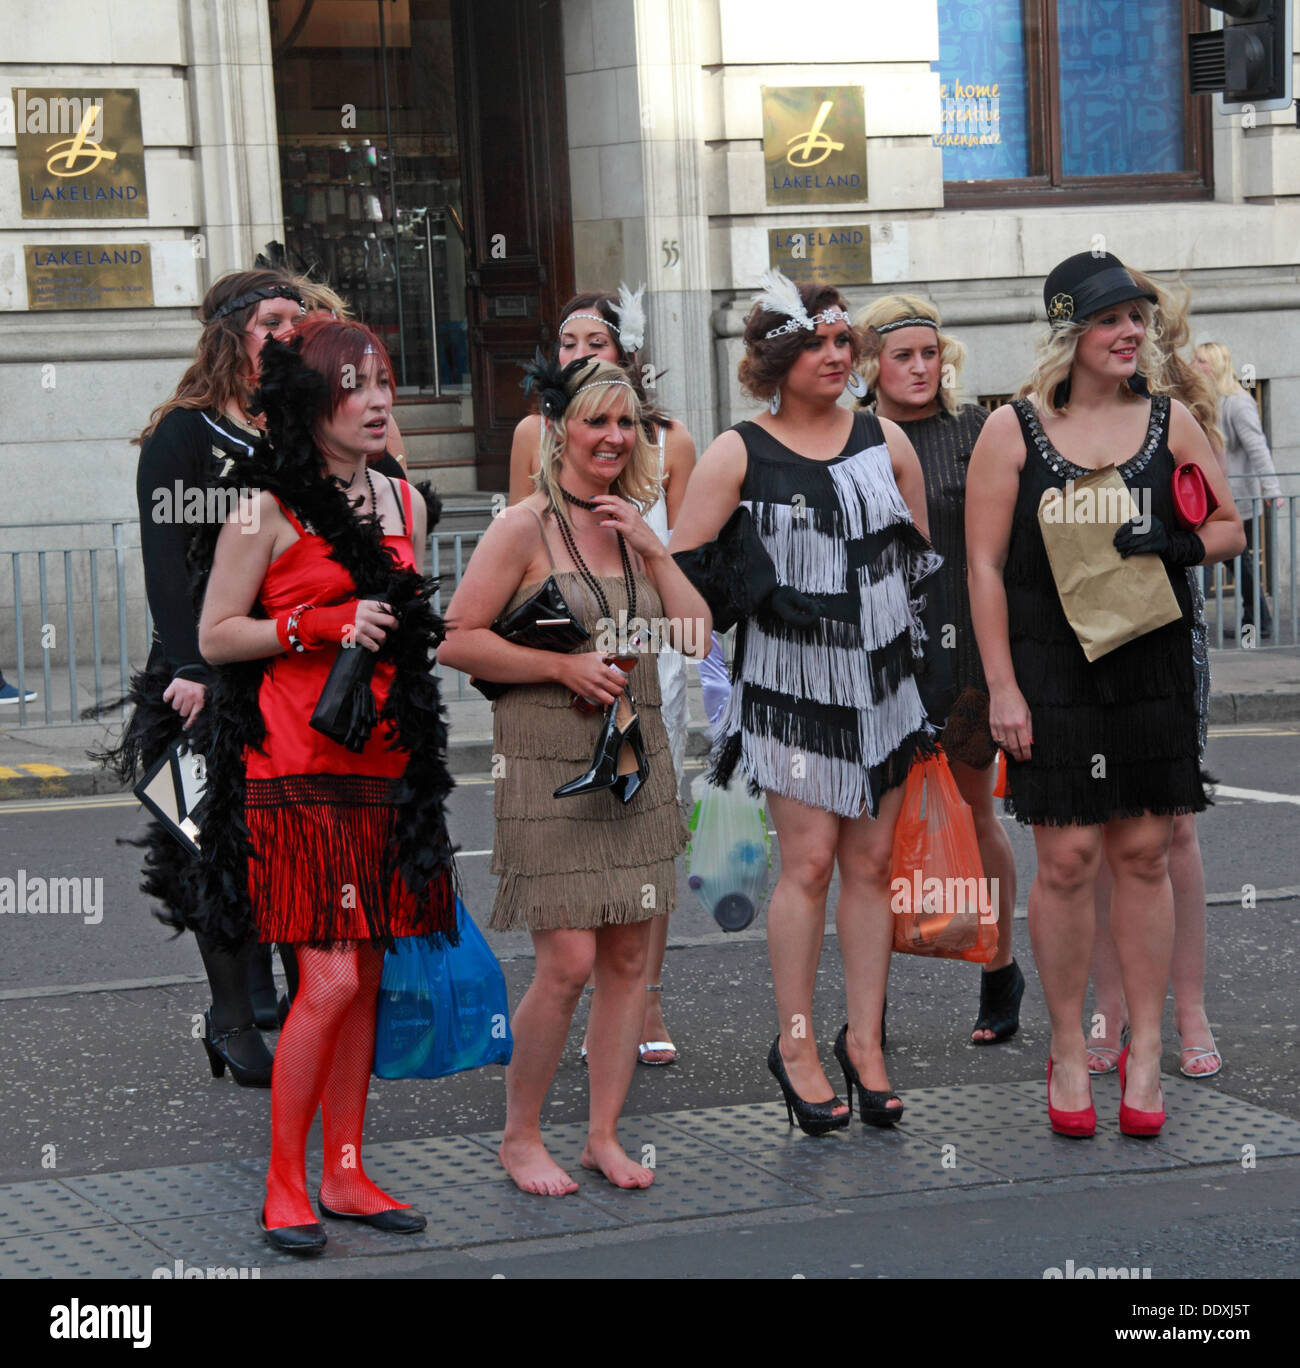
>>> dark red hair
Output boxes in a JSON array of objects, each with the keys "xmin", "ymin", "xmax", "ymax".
[{"xmin": 291, "ymin": 312, "xmax": 395, "ymax": 419}]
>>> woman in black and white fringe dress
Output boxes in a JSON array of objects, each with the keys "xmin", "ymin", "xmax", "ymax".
[{"xmin": 672, "ymin": 272, "xmax": 939, "ymax": 1133}]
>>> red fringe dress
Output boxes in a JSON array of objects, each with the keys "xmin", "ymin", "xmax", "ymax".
[{"xmin": 244, "ymin": 485, "xmax": 454, "ymax": 943}]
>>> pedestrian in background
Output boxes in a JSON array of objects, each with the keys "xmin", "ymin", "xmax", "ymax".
[
  {"xmin": 967, "ymin": 252, "xmax": 1243, "ymax": 1140},
  {"xmin": 857, "ymin": 292, "xmax": 1023, "ymax": 1048},
  {"xmin": 672, "ymin": 272, "xmax": 938, "ymax": 1134},
  {"xmin": 1087, "ymin": 273, "xmax": 1229, "ymax": 1081},
  {"xmin": 1195, "ymin": 340, "xmax": 1284, "ymax": 640},
  {"xmin": 102, "ymin": 267, "xmax": 305, "ymax": 1086}
]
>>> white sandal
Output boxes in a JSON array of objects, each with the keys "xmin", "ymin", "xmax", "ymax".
[
  {"xmin": 638, "ymin": 985, "xmax": 677, "ymax": 1066},
  {"xmin": 1179, "ymin": 1036, "xmax": 1222, "ymax": 1078}
]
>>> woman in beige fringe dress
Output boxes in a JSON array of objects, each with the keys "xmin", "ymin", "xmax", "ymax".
[{"xmin": 439, "ymin": 358, "xmax": 711, "ymax": 1196}]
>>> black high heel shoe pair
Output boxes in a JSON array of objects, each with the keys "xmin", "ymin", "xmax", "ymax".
[
  {"xmin": 553, "ymin": 694, "xmax": 649, "ymax": 803},
  {"xmin": 768, "ymin": 1018, "xmax": 902, "ymax": 1136}
]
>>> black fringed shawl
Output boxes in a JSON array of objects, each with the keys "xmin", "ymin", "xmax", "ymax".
[{"xmin": 190, "ymin": 337, "xmax": 458, "ymax": 951}]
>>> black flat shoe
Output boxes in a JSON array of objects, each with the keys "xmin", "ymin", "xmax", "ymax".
[
  {"xmin": 833, "ymin": 1024, "xmax": 903, "ymax": 1127},
  {"xmin": 317, "ymin": 1194, "xmax": 427, "ymax": 1233},
  {"xmin": 259, "ymin": 1207, "xmax": 326, "ymax": 1255},
  {"xmin": 971, "ymin": 959, "xmax": 1025, "ymax": 1046},
  {"xmin": 202, "ymin": 1008, "xmax": 273, "ymax": 1087},
  {"xmin": 767, "ymin": 1036, "xmax": 849, "ymax": 1137}
]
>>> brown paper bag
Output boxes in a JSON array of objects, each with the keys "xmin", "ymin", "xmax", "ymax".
[{"xmin": 1037, "ymin": 466, "xmax": 1181, "ymax": 662}]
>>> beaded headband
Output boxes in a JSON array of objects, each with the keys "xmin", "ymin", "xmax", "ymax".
[
  {"xmin": 561, "ymin": 312, "xmax": 617, "ymax": 336},
  {"xmin": 765, "ymin": 307, "xmax": 852, "ymax": 340},
  {"xmin": 209, "ymin": 284, "xmax": 305, "ymax": 323},
  {"xmin": 573, "ymin": 379, "xmax": 636, "ymax": 399},
  {"xmin": 874, "ymin": 316, "xmax": 940, "ymax": 336}
]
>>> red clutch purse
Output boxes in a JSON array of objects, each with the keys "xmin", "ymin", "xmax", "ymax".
[{"xmin": 1171, "ymin": 462, "xmax": 1219, "ymax": 530}]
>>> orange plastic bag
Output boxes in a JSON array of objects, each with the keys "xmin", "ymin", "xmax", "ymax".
[
  {"xmin": 992, "ymin": 749, "xmax": 1008, "ymax": 798},
  {"xmin": 889, "ymin": 752, "xmax": 998, "ymax": 962}
]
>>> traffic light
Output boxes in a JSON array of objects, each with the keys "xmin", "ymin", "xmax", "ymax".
[{"xmin": 1188, "ymin": 1, "xmax": 1294, "ymax": 112}]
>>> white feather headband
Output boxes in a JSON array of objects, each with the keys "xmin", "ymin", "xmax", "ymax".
[
  {"xmin": 611, "ymin": 281, "xmax": 647, "ymax": 354},
  {"xmin": 754, "ymin": 267, "xmax": 851, "ymax": 340}
]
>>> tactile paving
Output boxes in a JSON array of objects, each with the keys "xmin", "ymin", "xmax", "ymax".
[
  {"xmin": 573, "ymin": 1132, "xmax": 815, "ymax": 1221},
  {"xmin": 957, "ymin": 1125, "xmax": 1184, "ymax": 1179},
  {"xmin": 358, "ymin": 1135, "xmax": 511, "ymax": 1189},
  {"xmin": 0, "ymin": 1179, "xmax": 115, "ymax": 1238},
  {"xmin": 0, "ymin": 1224, "xmax": 171, "ymax": 1278},
  {"xmin": 62, "ymin": 1160, "xmax": 265, "ymax": 1223}
]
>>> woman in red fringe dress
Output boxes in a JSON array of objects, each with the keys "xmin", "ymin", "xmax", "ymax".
[{"xmin": 199, "ymin": 313, "xmax": 457, "ymax": 1255}]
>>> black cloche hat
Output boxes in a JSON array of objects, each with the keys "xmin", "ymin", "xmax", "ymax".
[{"xmin": 1043, "ymin": 251, "xmax": 1157, "ymax": 330}]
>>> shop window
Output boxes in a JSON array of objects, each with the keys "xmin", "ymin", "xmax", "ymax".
[
  {"xmin": 270, "ymin": 0, "xmax": 469, "ymax": 393},
  {"xmin": 934, "ymin": 1, "xmax": 1212, "ymax": 207}
]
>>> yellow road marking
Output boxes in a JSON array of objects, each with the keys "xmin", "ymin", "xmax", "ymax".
[{"xmin": 19, "ymin": 763, "xmax": 68, "ymax": 776}]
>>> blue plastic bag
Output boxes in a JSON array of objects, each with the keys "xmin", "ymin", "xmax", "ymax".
[{"xmin": 373, "ymin": 898, "xmax": 514, "ymax": 1079}]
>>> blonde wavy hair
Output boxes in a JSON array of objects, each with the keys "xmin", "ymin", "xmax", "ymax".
[
  {"xmin": 1019, "ymin": 296, "xmax": 1162, "ymax": 415},
  {"xmin": 536, "ymin": 360, "xmax": 659, "ymax": 511},
  {"xmin": 1130, "ymin": 269, "xmax": 1222, "ymax": 451},
  {"xmin": 1194, "ymin": 340, "xmax": 1249, "ymax": 402},
  {"xmin": 856, "ymin": 293, "xmax": 966, "ymax": 414},
  {"xmin": 294, "ymin": 275, "xmax": 355, "ymax": 320}
]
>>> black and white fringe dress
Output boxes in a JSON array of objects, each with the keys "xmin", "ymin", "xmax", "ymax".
[{"xmin": 712, "ymin": 412, "xmax": 941, "ymax": 819}]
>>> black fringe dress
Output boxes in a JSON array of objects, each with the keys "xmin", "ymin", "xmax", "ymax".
[
  {"xmin": 712, "ymin": 412, "xmax": 940, "ymax": 819},
  {"xmin": 1004, "ymin": 396, "xmax": 1209, "ymax": 826}
]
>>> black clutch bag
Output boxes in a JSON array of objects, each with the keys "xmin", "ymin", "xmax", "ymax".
[
  {"xmin": 311, "ymin": 594, "xmax": 384, "ymax": 753},
  {"xmin": 134, "ymin": 739, "xmax": 208, "ymax": 857},
  {"xmin": 470, "ymin": 576, "xmax": 590, "ymax": 701}
]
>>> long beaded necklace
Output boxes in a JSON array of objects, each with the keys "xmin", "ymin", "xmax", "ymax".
[
  {"xmin": 330, "ymin": 465, "xmax": 379, "ymax": 523},
  {"xmin": 554, "ymin": 485, "xmax": 637, "ymax": 623}
]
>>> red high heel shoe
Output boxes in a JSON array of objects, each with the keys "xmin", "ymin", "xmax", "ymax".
[
  {"xmin": 1046, "ymin": 1057, "xmax": 1096, "ymax": 1138},
  {"xmin": 1117, "ymin": 1044, "xmax": 1166, "ymax": 1137}
]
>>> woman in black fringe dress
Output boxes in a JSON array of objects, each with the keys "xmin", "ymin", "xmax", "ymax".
[
  {"xmin": 672, "ymin": 272, "xmax": 939, "ymax": 1133},
  {"xmin": 100, "ymin": 268, "xmax": 305, "ymax": 1085},
  {"xmin": 967, "ymin": 252, "xmax": 1242, "ymax": 1139}
]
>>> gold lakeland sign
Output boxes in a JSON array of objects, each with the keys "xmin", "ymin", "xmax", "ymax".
[
  {"xmin": 25, "ymin": 243, "xmax": 153, "ymax": 310},
  {"xmin": 768, "ymin": 226, "xmax": 871, "ymax": 288},
  {"xmin": 12, "ymin": 88, "xmax": 148, "ymax": 219},
  {"xmin": 762, "ymin": 86, "xmax": 867, "ymax": 207}
]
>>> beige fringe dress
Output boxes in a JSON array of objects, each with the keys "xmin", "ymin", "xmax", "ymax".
[{"xmin": 488, "ymin": 526, "xmax": 687, "ymax": 933}]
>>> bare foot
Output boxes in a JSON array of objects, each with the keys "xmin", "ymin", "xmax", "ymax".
[
  {"xmin": 580, "ymin": 1137, "xmax": 655, "ymax": 1189},
  {"xmin": 498, "ymin": 1136, "xmax": 579, "ymax": 1197},
  {"xmin": 778, "ymin": 1039, "xmax": 850, "ymax": 1118}
]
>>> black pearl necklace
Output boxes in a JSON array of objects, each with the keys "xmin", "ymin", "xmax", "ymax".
[{"xmin": 554, "ymin": 485, "xmax": 636, "ymax": 623}]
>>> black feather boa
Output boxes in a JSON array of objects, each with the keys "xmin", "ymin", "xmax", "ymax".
[{"xmin": 188, "ymin": 335, "xmax": 459, "ymax": 952}]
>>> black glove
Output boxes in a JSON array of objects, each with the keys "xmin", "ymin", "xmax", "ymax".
[
  {"xmin": 766, "ymin": 585, "xmax": 826, "ymax": 629},
  {"xmin": 1113, "ymin": 515, "xmax": 1204, "ymax": 569}
]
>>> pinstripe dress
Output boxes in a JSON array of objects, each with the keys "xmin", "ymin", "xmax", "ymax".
[{"xmin": 711, "ymin": 412, "xmax": 941, "ymax": 819}]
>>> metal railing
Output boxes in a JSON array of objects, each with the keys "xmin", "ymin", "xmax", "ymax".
[{"xmin": 1, "ymin": 494, "xmax": 1295, "ymax": 728}]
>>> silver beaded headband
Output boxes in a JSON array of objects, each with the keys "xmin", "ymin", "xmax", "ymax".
[
  {"xmin": 562, "ymin": 313, "xmax": 619, "ymax": 336},
  {"xmin": 573, "ymin": 379, "xmax": 636, "ymax": 399},
  {"xmin": 874, "ymin": 316, "xmax": 940, "ymax": 336},
  {"xmin": 764, "ymin": 306, "xmax": 852, "ymax": 340}
]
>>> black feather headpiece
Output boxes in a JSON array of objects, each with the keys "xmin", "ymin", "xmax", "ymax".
[{"xmin": 520, "ymin": 351, "xmax": 598, "ymax": 419}]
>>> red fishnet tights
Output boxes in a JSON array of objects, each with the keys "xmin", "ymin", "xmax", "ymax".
[{"xmin": 262, "ymin": 942, "xmax": 410, "ymax": 1228}]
